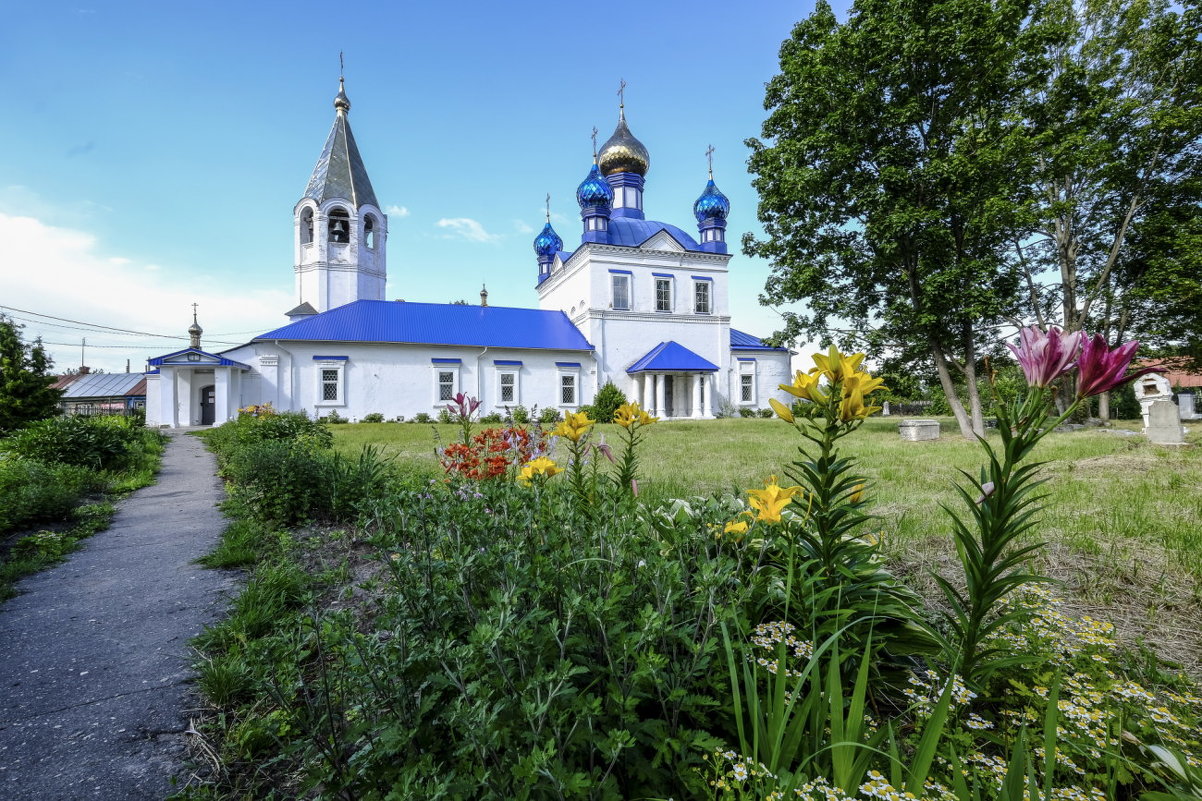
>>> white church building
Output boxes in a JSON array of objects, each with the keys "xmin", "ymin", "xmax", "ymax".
[{"xmin": 145, "ymin": 81, "xmax": 792, "ymax": 428}]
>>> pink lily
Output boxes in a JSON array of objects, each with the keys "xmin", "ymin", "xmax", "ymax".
[
  {"xmin": 1075, "ymin": 334, "xmax": 1166, "ymax": 398},
  {"xmin": 1008, "ymin": 326, "xmax": 1083, "ymax": 388}
]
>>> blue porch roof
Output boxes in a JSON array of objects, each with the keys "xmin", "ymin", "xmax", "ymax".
[
  {"xmin": 254, "ymin": 299, "xmax": 593, "ymax": 351},
  {"xmin": 627, "ymin": 341, "xmax": 719, "ymax": 374},
  {"xmin": 147, "ymin": 348, "xmax": 251, "ymax": 368}
]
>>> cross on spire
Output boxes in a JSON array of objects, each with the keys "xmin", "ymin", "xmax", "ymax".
[
  {"xmin": 339, "ymin": 51, "xmax": 344, "ymax": 79},
  {"xmin": 617, "ymin": 78, "xmax": 626, "ymax": 119},
  {"xmin": 705, "ymin": 144, "xmax": 715, "ymax": 178},
  {"xmin": 191, "ymin": 302, "xmax": 199, "ymax": 324},
  {"xmin": 591, "ymin": 126, "xmax": 598, "ymax": 160},
  {"xmin": 545, "ymin": 193, "xmax": 551, "ymax": 222}
]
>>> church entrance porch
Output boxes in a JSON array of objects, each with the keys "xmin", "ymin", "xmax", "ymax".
[{"xmin": 630, "ymin": 371, "xmax": 714, "ymax": 420}]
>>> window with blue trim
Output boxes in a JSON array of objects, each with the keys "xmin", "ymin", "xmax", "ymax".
[
  {"xmin": 694, "ymin": 281, "xmax": 710, "ymax": 314},
  {"xmin": 612, "ymin": 274, "xmax": 631, "ymax": 310},
  {"xmin": 655, "ymin": 278, "xmax": 672, "ymax": 312}
]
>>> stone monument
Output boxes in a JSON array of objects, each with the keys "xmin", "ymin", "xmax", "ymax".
[
  {"xmin": 1145, "ymin": 399, "xmax": 1187, "ymax": 445},
  {"xmin": 1136, "ymin": 373, "xmax": 1173, "ymax": 431},
  {"xmin": 899, "ymin": 419, "xmax": 940, "ymax": 441},
  {"xmin": 1177, "ymin": 392, "xmax": 1198, "ymax": 421}
]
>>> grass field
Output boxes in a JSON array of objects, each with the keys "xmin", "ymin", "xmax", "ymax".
[{"xmin": 331, "ymin": 415, "xmax": 1202, "ymax": 670}]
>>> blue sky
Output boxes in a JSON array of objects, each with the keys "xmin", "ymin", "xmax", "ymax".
[{"xmin": 0, "ymin": 1, "xmax": 845, "ymax": 373}]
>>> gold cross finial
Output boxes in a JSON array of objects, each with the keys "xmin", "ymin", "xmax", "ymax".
[
  {"xmin": 545, "ymin": 193, "xmax": 551, "ymax": 223},
  {"xmin": 705, "ymin": 144, "xmax": 715, "ymax": 178},
  {"xmin": 617, "ymin": 78, "xmax": 626, "ymax": 120}
]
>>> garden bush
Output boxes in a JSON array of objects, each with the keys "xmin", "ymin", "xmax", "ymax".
[
  {"xmin": 360, "ymin": 412, "xmax": 385, "ymax": 423},
  {"xmin": 0, "ymin": 457, "xmax": 99, "ymax": 534},
  {"xmin": 3, "ymin": 415, "xmax": 146, "ymax": 471},
  {"xmin": 590, "ymin": 380, "xmax": 628, "ymax": 423}
]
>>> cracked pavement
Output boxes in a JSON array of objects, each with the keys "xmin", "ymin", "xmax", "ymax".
[{"xmin": 0, "ymin": 431, "xmax": 239, "ymax": 800}]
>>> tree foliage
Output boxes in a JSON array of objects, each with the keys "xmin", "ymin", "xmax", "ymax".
[
  {"xmin": 0, "ymin": 316, "xmax": 61, "ymax": 434},
  {"xmin": 746, "ymin": 0, "xmax": 1035, "ymax": 437}
]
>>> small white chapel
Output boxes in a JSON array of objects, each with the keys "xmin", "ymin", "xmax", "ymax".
[{"xmin": 144, "ymin": 81, "xmax": 793, "ymax": 427}]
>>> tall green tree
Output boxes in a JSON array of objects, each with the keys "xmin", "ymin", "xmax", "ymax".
[
  {"xmin": 0, "ymin": 316, "xmax": 62, "ymax": 434},
  {"xmin": 746, "ymin": 0, "xmax": 1035, "ymax": 438},
  {"xmin": 1014, "ymin": 0, "xmax": 1202, "ymax": 412}
]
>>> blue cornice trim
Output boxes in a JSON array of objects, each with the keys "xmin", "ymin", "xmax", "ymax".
[
  {"xmin": 556, "ymin": 362, "xmax": 582, "ymax": 368},
  {"xmin": 651, "ymin": 272, "xmax": 673, "ymax": 278},
  {"xmin": 608, "ymin": 269, "xmax": 633, "ymax": 274},
  {"xmin": 312, "ymin": 355, "xmax": 349, "ymax": 361},
  {"xmin": 737, "ymin": 357, "xmax": 757, "ymax": 362},
  {"xmin": 691, "ymin": 275, "xmax": 714, "ymax": 281},
  {"xmin": 431, "ymin": 358, "xmax": 462, "ymax": 364},
  {"xmin": 493, "ymin": 360, "xmax": 523, "ymax": 366}
]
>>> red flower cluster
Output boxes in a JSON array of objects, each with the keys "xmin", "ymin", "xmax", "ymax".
[{"xmin": 439, "ymin": 426, "xmax": 547, "ymax": 481}]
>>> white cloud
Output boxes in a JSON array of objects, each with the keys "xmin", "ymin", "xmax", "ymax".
[
  {"xmin": 436, "ymin": 217, "xmax": 500, "ymax": 244},
  {"xmin": 385, "ymin": 205, "xmax": 410, "ymax": 218},
  {"xmin": 0, "ymin": 213, "xmax": 291, "ymax": 373},
  {"xmin": 513, "ymin": 219, "xmax": 534, "ymax": 234}
]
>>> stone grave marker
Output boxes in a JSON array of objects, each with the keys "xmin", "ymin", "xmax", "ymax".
[
  {"xmin": 899, "ymin": 419, "xmax": 940, "ymax": 441},
  {"xmin": 1178, "ymin": 392, "xmax": 1198, "ymax": 421},
  {"xmin": 1145, "ymin": 399, "xmax": 1186, "ymax": 445},
  {"xmin": 1138, "ymin": 373, "xmax": 1173, "ymax": 430}
]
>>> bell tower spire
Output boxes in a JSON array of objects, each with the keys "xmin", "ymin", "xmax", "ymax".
[{"xmin": 291, "ymin": 62, "xmax": 389, "ymax": 317}]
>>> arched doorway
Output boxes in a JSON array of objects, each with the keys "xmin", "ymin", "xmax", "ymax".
[{"xmin": 200, "ymin": 385, "xmax": 215, "ymax": 425}]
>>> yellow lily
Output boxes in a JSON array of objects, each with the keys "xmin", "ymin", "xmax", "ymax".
[
  {"xmin": 518, "ymin": 456, "xmax": 562, "ymax": 485},
  {"xmin": 747, "ymin": 475, "xmax": 803, "ymax": 524},
  {"xmin": 614, "ymin": 402, "xmax": 658, "ymax": 429},
  {"xmin": 838, "ymin": 385, "xmax": 882, "ymax": 422},
  {"xmin": 810, "ymin": 345, "xmax": 865, "ymax": 383},
  {"xmin": 779, "ymin": 370, "xmax": 827, "ymax": 403},
  {"xmin": 843, "ymin": 370, "xmax": 887, "ymax": 397},
  {"xmin": 769, "ymin": 397, "xmax": 795, "ymax": 423},
  {"xmin": 553, "ymin": 410, "xmax": 595, "ymax": 442}
]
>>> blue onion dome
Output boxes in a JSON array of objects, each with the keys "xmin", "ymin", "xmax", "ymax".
[
  {"xmin": 533, "ymin": 221, "xmax": 563, "ymax": 257},
  {"xmin": 694, "ymin": 178, "xmax": 730, "ymax": 222},
  {"xmin": 576, "ymin": 162, "xmax": 615, "ymax": 208},
  {"xmin": 598, "ymin": 106, "xmax": 650, "ymax": 176}
]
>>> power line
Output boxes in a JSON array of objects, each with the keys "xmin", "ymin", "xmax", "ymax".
[{"xmin": 0, "ymin": 304, "xmax": 248, "ymax": 345}]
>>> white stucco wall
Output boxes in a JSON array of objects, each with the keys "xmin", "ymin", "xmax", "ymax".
[{"xmin": 224, "ymin": 341, "xmax": 597, "ymax": 422}]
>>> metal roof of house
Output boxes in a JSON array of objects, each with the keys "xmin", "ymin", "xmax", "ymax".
[
  {"xmin": 51, "ymin": 374, "xmax": 83, "ymax": 391},
  {"xmin": 60, "ymin": 372, "xmax": 146, "ymax": 399},
  {"xmin": 254, "ymin": 299, "xmax": 594, "ymax": 351},
  {"xmin": 730, "ymin": 328, "xmax": 789, "ymax": 351},
  {"xmin": 627, "ymin": 341, "xmax": 719, "ymax": 374}
]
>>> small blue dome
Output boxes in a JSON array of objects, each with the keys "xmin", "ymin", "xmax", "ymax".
[
  {"xmin": 533, "ymin": 221, "xmax": 563, "ymax": 258},
  {"xmin": 693, "ymin": 178, "xmax": 730, "ymax": 222},
  {"xmin": 576, "ymin": 163, "xmax": 614, "ymax": 209}
]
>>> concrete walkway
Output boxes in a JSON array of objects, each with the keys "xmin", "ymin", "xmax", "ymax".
[{"xmin": 0, "ymin": 431, "xmax": 238, "ymax": 800}]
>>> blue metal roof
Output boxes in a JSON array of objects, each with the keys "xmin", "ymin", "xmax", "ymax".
[
  {"xmin": 606, "ymin": 217, "xmax": 700, "ymax": 251},
  {"xmin": 255, "ymin": 300, "xmax": 594, "ymax": 351},
  {"xmin": 147, "ymin": 348, "xmax": 251, "ymax": 368},
  {"xmin": 730, "ymin": 328, "xmax": 789, "ymax": 351},
  {"xmin": 627, "ymin": 341, "xmax": 719, "ymax": 374}
]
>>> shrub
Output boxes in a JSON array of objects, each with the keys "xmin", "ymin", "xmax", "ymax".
[
  {"xmin": 479, "ymin": 412, "xmax": 503, "ymax": 424},
  {"xmin": 205, "ymin": 410, "xmax": 333, "ymax": 462},
  {"xmin": 360, "ymin": 412, "xmax": 385, "ymax": 423},
  {"xmin": 758, "ymin": 407, "xmax": 774, "ymax": 418},
  {"xmin": 508, "ymin": 404, "xmax": 530, "ymax": 425},
  {"xmin": 3, "ymin": 415, "xmax": 145, "ymax": 471},
  {"xmin": 738, "ymin": 406, "xmax": 756, "ymax": 417},
  {"xmin": 436, "ymin": 408, "xmax": 453, "ymax": 424},
  {"xmin": 0, "ymin": 457, "xmax": 99, "ymax": 534},
  {"xmin": 538, "ymin": 406, "xmax": 561, "ymax": 424},
  {"xmin": 321, "ymin": 409, "xmax": 348, "ymax": 424},
  {"xmin": 590, "ymin": 380, "xmax": 627, "ymax": 423},
  {"xmin": 412, "ymin": 412, "xmax": 433, "ymax": 424}
]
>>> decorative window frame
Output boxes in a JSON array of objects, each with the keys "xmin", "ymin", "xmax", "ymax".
[
  {"xmin": 431, "ymin": 358, "xmax": 461, "ymax": 406},
  {"xmin": 692, "ymin": 276, "xmax": 713, "ymax": 315},
  {"xmin": 313, "ymin": 356, "xmax": 348, "ymax": 407},
  {"xmin": 494, "ymin": 360, "xmax": 522, "ymax": 405},
  {"xmin": 609, "ymin": 269, "xmax": 632, "ymax": 311},
  {"xmin": 653, "ymin": 273, "xmax": 674, "ymax": 313},
  {"xmin": 556, "ymin": 361, "xmax": 581, "ymax": 408},
  {"xmin": 737, "ymin": 357, "xmax": 757, "ymax": 405}
]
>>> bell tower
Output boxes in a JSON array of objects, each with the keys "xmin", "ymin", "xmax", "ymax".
[{"xmin": 292, "ymin": 76, "xmax": 388, "ymax": 315}]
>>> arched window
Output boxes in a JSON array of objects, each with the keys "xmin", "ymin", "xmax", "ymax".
[
  {"xmin": 300, "ymin": 207, "xmax": 314, "ymax": 245},
  {"xmin": 328, "ymin": 208, "xmax": 351, "ymax": 244},
  {"xmin": 364, "ymin": 215, "xmax": 376, "ymax": 249}
]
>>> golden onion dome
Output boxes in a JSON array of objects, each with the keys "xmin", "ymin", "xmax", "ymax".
[{"xmin": 597, "ymin": 106, "xmax": 650, "ymax": 177}]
